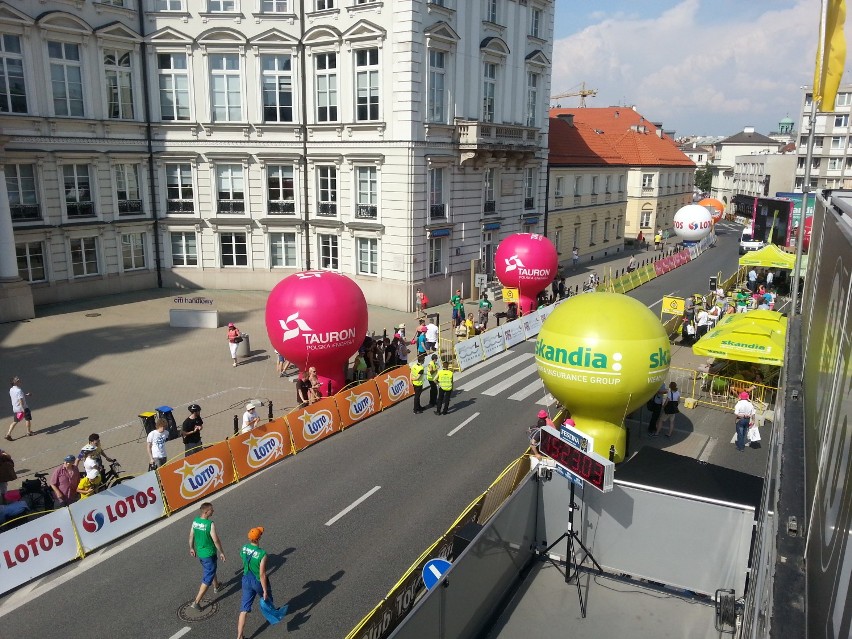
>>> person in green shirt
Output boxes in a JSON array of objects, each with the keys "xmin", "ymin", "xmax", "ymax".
[
  {"xmin": 450, "ymin": 289, "xmax": 463, "ymax": 327},
  {"xmin": 238, "ymin": 526, "xmax": 271, "ymax": 639},
  {"xmin": 188, "ymin": 502, "xmax": 226, "ymax": 611},
  {"xmin": 478, "ymin": 293, "xmax": 492, "ymax": 329}
]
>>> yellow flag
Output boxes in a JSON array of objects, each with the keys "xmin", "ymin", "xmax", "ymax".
[{"xmin": 814, "ymin": 0, "xmax": 847, "ymax": 110}]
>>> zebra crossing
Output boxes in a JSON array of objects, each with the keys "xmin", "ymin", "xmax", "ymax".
[{"xmin": 454, "ymin": 350, "xmax": 554, "ymax": 406}]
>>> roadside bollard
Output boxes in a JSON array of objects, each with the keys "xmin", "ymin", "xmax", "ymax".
[
  {"xmin": 233, "ymin": 415, "xmax": 239, "ymax": 436},
  {"xmin": 268, "ymin": 401, "xmax": 273, "ymax": 422}
]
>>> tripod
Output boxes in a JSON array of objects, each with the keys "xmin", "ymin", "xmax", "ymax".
[{"xmin": 541, "ymin": 479, "xmax": 602, "ymax": 618}]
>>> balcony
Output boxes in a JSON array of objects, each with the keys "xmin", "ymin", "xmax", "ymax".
[
  {"xmin": 355, "ymin": 205, "xmax": 377, "ymax": 219},
  {"xmin": 217, "ymin": 200, "xmax": 245, "ymax": 214},
  {"xmin": 456, "ymin": 120, "xmax": 539, "ymax": 147},
  {"xmin": 11, "ymin": 204, "xmax": 41, "ymax": 222},
  {"xmin": 66, "ymin": 202, "xmax": 95, "ymax": 218},
  {"xmin": 641, "ymin": 187, "xmax": 655, "ymax": 196},
  {"xmin": 167, "ymin": 200, "xmax": 195, "ymax": 214},
  {"xmin": 268, "ymin": 201, "xmax": 296, "ymax": 215},
  {"xmin": 317, "ymin": 202, "xmax": 337, "ymax": 217},
  {"xmin": 118, "ymin": 199, "xmax": 143, "ymax": 215},
  {"xmin": 483, "ymin": 200, "xmax": 496, "ymax": 214},
  {"xmin": 430, "ymin": 203, "xmax": 447, "ymax": 219}
]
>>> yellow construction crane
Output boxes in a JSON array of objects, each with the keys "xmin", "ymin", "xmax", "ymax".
[{"xmin": 550, "ymin": 82, "xmax": 597, "ymax": 108}]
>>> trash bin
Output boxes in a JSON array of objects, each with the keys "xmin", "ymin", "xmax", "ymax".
[
  {"xmin": 237, "ymin": 333, "xmax": 251, "ymax": 358},
  {"xmin": 139, "ymin": 411, "xmax": 157, "ymax": 436},
  {"xmin": 156, "ymin": 405, "xmax": 180, "ymax": 440}
]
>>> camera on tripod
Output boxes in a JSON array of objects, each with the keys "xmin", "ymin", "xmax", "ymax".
[{"xmin": 536, "ymin": 457, "xmax": 556, "ymax": 481}]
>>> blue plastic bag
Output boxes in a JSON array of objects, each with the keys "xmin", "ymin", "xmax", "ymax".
[{"xmin": 259, "ymin": 597, "xmax": 288, "ymax": 625}]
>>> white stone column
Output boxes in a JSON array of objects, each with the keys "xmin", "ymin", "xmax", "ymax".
[{"xmin": 0, "ymin": 157, "xmax": 35, "ymax": 321}]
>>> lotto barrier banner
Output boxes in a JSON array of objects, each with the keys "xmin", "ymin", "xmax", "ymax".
[
  {"xmin": 375, "ymin": 368, "xmax": 414, "ymax": 409},
  {"xmin": 480, "ymin": 326, "xmax": 506, "ymax": 359},
  {"xmin": 502, "ymin": 318, "xmax": 526, "ymax": 348},
  {"xmin": 454, "ymin": 335, "xmax": 484, "ymax": 371},
  {"xmin": 228, "ymin": 418, "xmax": 294, "ymax": 479},
  {"xmin": 69, "ymin": 471, "xmax": 165, "ymax": 554},
  {"xmin": 286, "ymin": 397, "xmax": 342, "ymax": 452},
  {"xmin": 521, "ymin": 311, "xmax": 543, "ymax": 338},
  {"xmin": 159, "ymin": 440, "xmax": 237, "ymax": 512},
  {"xmin": 0, "ymin": 508, "xmax": 80, "ymax": 596},
  {"xmin": 335, "ymin": 380, "xmax": 382, "ymax": 429}
]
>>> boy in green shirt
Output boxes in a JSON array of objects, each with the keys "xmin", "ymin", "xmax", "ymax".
[
  {"xmin": 478, "ymin": 293, "xmax": 492, "ymax": 329},
  {"xmin": 238, "ymin": 527, "xmax": 271, "ymax": 639},
  {"xmin": 188, "ymin": 502, "xmax": 226, "ymax": 610}
]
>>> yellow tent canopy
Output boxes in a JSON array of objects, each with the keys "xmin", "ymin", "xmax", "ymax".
[
  {"xmin": 692, "ymin": 314, "xmax": 786, "ymax": 366},
  {"xmin": 738, "ymin": 244, "xmax": 796, "ymax": 269}
]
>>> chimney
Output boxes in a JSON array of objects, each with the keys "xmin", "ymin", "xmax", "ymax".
[
  {"xmin": 557, "ymin": 113, "xmax": 574, "ymax": 126},
  {"xmin": 744, "ymin": 126, "xmax": 755, "ymax": 133}
]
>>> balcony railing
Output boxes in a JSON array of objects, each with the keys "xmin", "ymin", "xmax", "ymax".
[
  {"xmin": 268, "ymin": 201, "xmax": 296, "ymax": 215},
  {"xmin": 483, "ymin": 200, "xmax": 496, "ymax": 214},
  {"xmin": 456, "ymin": 120, "xmax": 539, "ymax": 147},
  {"xmin": 66, "ymin": 202, "xmax": 95, "ymax": 218},
  {"xmin": 217, "ymin": 200, "xmax": 245, "ymax": 214},
  {"xmin": 10, "ymin": 204, "xmax": 41, "ymax": 222},
  {"xmin": 167, "ymin": 200, "xmax": 195, "ymax": 213},
  {"xmin": 118, "ymin": 199, "xmax": 143, "ymax": 215},
  {"xmin": 524, "ymin": 197, "xmax": 535, "ymax": 210},
  {"xmin": 641, "ymin": 187, "xmax": 655, "ymax": 195},
  {"xmin": 317, "ymin": 202, "xmax": 337, "ymax": 216},
  {"xmin": 356, "ymin": 205, "xmax": 377, "ymax": 219},
  {"xmin": 430, "ymin": 203, "xmax": 447, "ymax": 219}
]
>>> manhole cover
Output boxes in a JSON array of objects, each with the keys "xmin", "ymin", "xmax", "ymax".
[
  {"xmin": 85, "ymin": 313, "xmax": 101, "ymax": 317},
  {"xmin": 178, "ymin": 598, "xmax": 219, "ymax": 622}
]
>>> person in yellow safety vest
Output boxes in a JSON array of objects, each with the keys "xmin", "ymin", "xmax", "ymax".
[
  {"xmin": 410, "ymin": 354, "xmax": 426, "ymax": 414},
  {"xmin": 426, "ymin": 354, "xmax": 440, "ymax": 409},
  {"xmin": 435, "ymin": 366, "xmax": 454, "ymax": 416}
]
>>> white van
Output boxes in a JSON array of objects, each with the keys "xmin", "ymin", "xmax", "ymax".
[{"xmin": 739, "ymin": 228, "xmax": 765, "ymax": 255}]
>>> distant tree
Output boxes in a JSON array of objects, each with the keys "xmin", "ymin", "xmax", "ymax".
[{"xmin": 695, "ymin": 162, "xmax": 713, "ymax": 194}]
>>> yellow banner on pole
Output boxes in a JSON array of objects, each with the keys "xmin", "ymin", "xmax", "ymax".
[
  {"xmin": 502, "ymin": 288, "xmax": 519, "ymax": 303},
  {"xmin": 661, "ymin": 296, "xmax": 685, "ymax": 316}
]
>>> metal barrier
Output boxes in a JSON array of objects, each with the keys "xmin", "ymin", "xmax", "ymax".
[
  {"xmin": 476, "ymin": 456, "xmax": 531, "ymax": 524},
  {"xmin": 668, "ymin": 366, "xmax": 778, "ymax": 411}
]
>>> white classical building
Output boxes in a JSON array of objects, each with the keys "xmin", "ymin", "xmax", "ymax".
[{"xmin": 0, "ymin": 0, "xmax": 553, "ymax": 318}]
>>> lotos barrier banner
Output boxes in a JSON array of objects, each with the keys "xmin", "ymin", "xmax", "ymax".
[
  {"xmin": 454, "ymin": 335, "xmax": 484, "ymax": 371},
  {"xmin": 502, "ymin": 318, "xmax": 526, "ymax": 348},
  {"xmin": 228, "ymin": 418, "xmax": 293, "ymax": 479},
  {"xmin": 521, "ymin": 311, "xmax": 542, "ymax": 337},
  {"xmin": 336, "ymin": 380, "xmax": 382, "ymax": 429},
  {"xmin": 159, "ymin": 441, "xmax": 237, "ymax": 512},
  {"xmin": 69, "ymin": 471, "xmax": 165, "ymax": 554},
  {"xmin": 375, "ymin": 367, "xmax": 414, "ymax": 409},
  {"xmin": 0, "ymin": 508, "xmax": 80, "ymax": 596},
  {"xmin": 286, "ymin": 397, "xmax": 341, "ymax": 452},
  {"xmin": 480, "ymin": 326, "xmax": 506, "ymax": 359}
]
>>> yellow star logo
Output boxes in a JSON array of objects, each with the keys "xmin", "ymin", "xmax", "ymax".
[{"xmin": 176, "ymin": 461, "xmax": 197, "ymax": 479}]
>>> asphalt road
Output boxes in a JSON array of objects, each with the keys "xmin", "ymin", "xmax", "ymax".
[{"xmin": 0, "ymin": 225, "xmax": 742, "ymax": 639}]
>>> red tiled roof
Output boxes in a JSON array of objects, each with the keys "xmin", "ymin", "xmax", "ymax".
[{"xmin": 549, "ymin": 107, "xmax": 695, "ymax": 168}]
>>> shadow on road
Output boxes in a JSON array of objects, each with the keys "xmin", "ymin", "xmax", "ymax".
[{"xmin": 285, "ymin": 569, "xmax": 345, "ymax": 632}]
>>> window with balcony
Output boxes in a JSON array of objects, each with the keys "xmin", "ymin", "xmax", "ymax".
[
  {"xmin": 104, "ymin": 49, "xmax": 134, "ymax": 119},
  {"xmin": 554, "ymin": 176, "xmax": 564, "ymax": 197},
  {"xmin": 642, "ymin": 173, "xmax": 653, "ymax": 189},
  {"xmin": 0, "ymin": 34, "xmax": 27, "ymax": 114},
  {"xmin": 166, "ymin": 163, "xmax": 194, "ymax": 213},
  {"xmin": 262, "ymin": 0, "xmax": 290, "ymax": 11},
  {"xmin": 530, "ymin": 7, "xmax": 542, "ymax": 38},
  {"xmin": 261, "ymin": 55, "xmax": 293, "ymax": 123},
  {"xmin": 317, "ymin": 166, "xmax": 337, "ymax": 216},
  {"xmin": 812, "ymin": 158, "xmax": 821, "ymax": 169},
  {"xmin": 357, "ymin": 237, "xmax": 378, "ymax": 275},
  {"xmin": 16, "ymin": 241, "xmax": 46, "ymax": 282},
  {"xmin": 814, "ymin": 136, "xmax": 824, "ymax": 148},
  {"xmin": 5, "ymin": 164, "xmax": 39, "ymax": 221},
  {"xmin": 115, "ymin": 164, "xmax": 142, "ymax": 215},
  {"xmin": 216, "ymin": 164, "xmax": 245, "ymax": 214},
  {"xmin": 829, "ymin": 157, "xmax": 842, "ymax": 170},
  {"xmin": 170, "ymin": 231, "xmax": 197, "ymax": 266},
  {"xmin": 618, "ymin": 175, "xmax": 625, "ymax": 192},
  {"xmin": 832, "ymin": 136, "xmax": 845, "ymax": 149},
  {"xmin": 797, "ymin": 157, "xmax": 806, "ymax": 169},
  {"xmin": 591, "ymin": 175, "xmax": 598, "ymax": 195},
  {"xmin": 70, "ymin": 237, "xmax": 99, "ymax": 276},
  {"xmin": 484, "ymin": 168, "xmax": 496, "ymax": 213},
  {"xmin": 121, "ymin": 233, "xmax": 147, "ymax": 270},
  {"xmin": 158, "ymin": 53, "xmax": 190, "ymax": 121},
  {"xmin": 429, "ymin": 237, "xmax": 444, "ymax": 275},
  {"xmin": 49, "ymin": 41, "xmax": 84, "ymax": 117},
  {"xmin": 271, "ymin": 232, "xmax": 297, "ymax": 267},
  {"xmin": 524, "ymin": 167, "xmax": 536, "ymax": 209},
  {"xmin": 355, "ymin": 166, "xmax": 378, "ymax": 219},
  {"xmin": 835, "ymin": 114, "xmax": 849, "ymax": 127},
  {"xmin": 574, "ymin": 175, "xmax": 582, "ymax": 196},
  {"xmin": 318, "ymin": 233, "xmax": 339, "ymax": 270},
  {"xmin": 604, "ymin": 175, "xmax": 611, "ymax": 193},
  {"xmin": 63, "ymin": 165, "xmax": 93, "ymax": 218},
  {"xmin": 482, "ymin": 62, "xmax": 496, "ymax": 123},
  {"xmin": 315, "ymin": 52, "xmax": 338, "ymax": 122},
  {"xmin": 220, "ymin": 232, "xmax": 248, "ymax": 266},
  {"xmin": 428, "ymin": 50, "xmax": 446, "ymax": 123},
  {"xmin": 526, "ymin": 71, "xmax": 538, "ymax": 127},
  {"xmin": 210, "ymin": 53, "xmax": 242, "ymax": 122},
  {"xmin": 355, "ymin": 48, "xmax": 379, "ymax": 121},
  {"xmin": 836, "ymin": 92, "xmax": 851, "ymax": 107},
  {"xmin": 429, "ymin": 167, "xmax": 446, "ymax": 218},
  {"xmin": 267, "ymin": 165, "xmax": 295, "ymax": 214}
]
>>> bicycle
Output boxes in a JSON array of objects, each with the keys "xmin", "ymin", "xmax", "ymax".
[{"xmin": 90, "ymin": 460, "xmax": 128, "ymax": 495}]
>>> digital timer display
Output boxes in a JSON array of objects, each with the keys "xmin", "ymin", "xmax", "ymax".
[{"xmin": 539, "ymin": 426, "xmax": 615, "ymax": 492}]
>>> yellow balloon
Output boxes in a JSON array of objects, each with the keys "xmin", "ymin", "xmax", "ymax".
[{"xmin": 536, "ymin": 293, "xmax": 671, "ymax": 462}]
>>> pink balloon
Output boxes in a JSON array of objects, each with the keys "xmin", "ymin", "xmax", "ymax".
[
  {"xmin": 265, "ymin": 271, "xmax": 368, "ymax": 394},
  {"xmin": 495, "ymin": 233, "xmax": 558, "ymax": 313}
]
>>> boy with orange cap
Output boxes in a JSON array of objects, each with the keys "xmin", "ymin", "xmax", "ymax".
[{"xmin": 238, "ymin": 526, "xmax": 270, "ymax": 639}]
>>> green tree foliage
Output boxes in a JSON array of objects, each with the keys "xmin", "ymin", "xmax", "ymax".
[{"xmin": 695, "ymin": 162, "xmax": 713, "ymax": 193}]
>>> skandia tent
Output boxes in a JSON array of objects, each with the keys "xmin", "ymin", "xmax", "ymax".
[
  {"xmin": 692, "ymin": 317, "xmax": 786, "ymax": 366},
  {"xmin": 737, "ymin": 244, "xmax": 796, "ymax": 270}
]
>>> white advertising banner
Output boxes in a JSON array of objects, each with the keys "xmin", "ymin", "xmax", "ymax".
[
  {"xmin": 502, "ymin": 319, "xmax": 526, "ymax": 348},
  {"xmin": 0, "ymin": 508, "xmax": 80, "ymax": 595},
  {"xmin": 69, "ymin": 471, "xmax": 165, "ymax": 554},
  {"xmin": 537, "ymin": 305, "xmax": 556, "ymax": 324},
  {"xmin": 454, "ymin": 336, "xmax": 484, "ymax": 371},
  {"xmin": 480, "ymin": 326, "xmax": 506, "ymax": 359},
  {"xmin": 521, "ymin": 312, "xmax": 543, "ymax": 338}
]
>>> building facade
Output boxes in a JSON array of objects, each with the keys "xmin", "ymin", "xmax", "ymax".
[
  {"xmin": 1, "ymin": 0, "xmax": 554, "ymax": 313},
  {"xmin": 732, "ymin": 152, "xmax": 796, "ymax": 198},
  {"xmin": 795, "ymin": 85, "xmax": 852, "ymax": 191},
  {"xmin": 709, "ymin": 126, "xmax": 781, "ymax": 207}
]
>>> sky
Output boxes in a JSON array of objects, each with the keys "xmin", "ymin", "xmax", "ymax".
[{"xmin": 551, "ymin": 0, "xmax": 850, "ymax": 138}]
